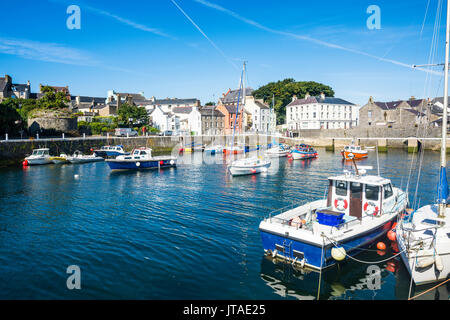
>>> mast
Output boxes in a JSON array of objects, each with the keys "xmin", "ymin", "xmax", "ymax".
[
  {"xmin": 438, "ymin": 0, "xmax": 450, "ymax": 218},
  {"xmin": 231, "ymin": 63, "xmax": 245, "ymax": 153}
]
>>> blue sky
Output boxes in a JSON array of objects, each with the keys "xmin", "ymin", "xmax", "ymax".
[{"xmin": 0, "ymin": 0, "xmax": 447, "ymax": 106}]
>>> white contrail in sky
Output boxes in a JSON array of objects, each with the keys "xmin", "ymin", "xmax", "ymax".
[
  {"xmin": 194, "ymin": 0, "xmax": 442, "ymax": 76},
  {"xmin": 170, "ymin": 0, "xmax": 239, "ymax": 70}
]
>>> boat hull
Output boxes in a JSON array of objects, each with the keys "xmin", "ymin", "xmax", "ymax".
[
  {"xmin": 397, "ymin": 234, "xmax": 450, "ymax": 285},
  {"xmin": 25, "ymin": 157, "xmax": 52, "ymax": 165},
  {"xmin": 106, "ymin": 158, "xmax": 176, "ymax": 171},
  {"xmin": 228, "ymin": 162, "xmax": 270, "ymax": 176},
  {"xmin": 260, "ymin": 217, "xmax": 396, "ymax": 270},
  {"xmin": 291, "ymin": 151, "xmax": 317, "ymax": 160},
  {"xmin": 341, "ymin": 151, "xmax": 368, "ymax": 160}
]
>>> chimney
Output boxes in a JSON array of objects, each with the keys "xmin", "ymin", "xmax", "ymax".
[
  {"xmin": 320, "ymin": 92, "xmax": 325, "ymax": 99},
  {"xmin": 369, "ymin": 96, "xmax": 374, "ymax": 104},
  {"xmin": 76, "ymin": 96, "xmax": 80, "ymax": 105},
  {"xmin": 117, "ymin": 93, "xmax": 121, "ymax": 109},
  {"xmin": 4, "ymin": 74, "xmax": 11, "ymax": 84},
  {"xmin": 410, "ymin": 96, "xmax": 415, "ymax": 101},
  {"xmin": 304, "ymin": 92, "xmax": 310, "ymax": 99},
  {"xmin": 292, "ymin": 95, "xmax": 298, "ymax": 102},
  {"xmin": 27, "ymin": 80, "xmax": 30, "ymax": 87}
]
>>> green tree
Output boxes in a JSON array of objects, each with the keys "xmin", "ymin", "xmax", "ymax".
[
  {"xmin": 118, "ymin": 103, "xmax": 148, "ymax": 127},
  {"xmin": 0, "ymin": 98, "xmax": 25, "ymax": 135},
  {"xmin": 38, "ymin": 86, "xmax": 69, "ymax": 110},
  {"xmin": 205, "ymin": 102, "xmax": 216, "ymax": 106},
  {"xmin": 252, "ymin": 79, "xmax": 334, "ymax": 124}
]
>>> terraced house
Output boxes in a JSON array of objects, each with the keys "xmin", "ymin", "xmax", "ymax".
[
  {"xmin": 199, "ymin": 106, "xmax": 225, "ymax": 135},
  {"xmin": 286, "ymin": 92, "xmax": 358, "ymax": 130}
]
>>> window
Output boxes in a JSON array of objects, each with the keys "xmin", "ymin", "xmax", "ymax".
[
  {"xmin": 313, "ymin": 112, "xmax": 316, "ymax": 118},
  {"xmin": 335, "ymin": 180, "xmax": 348, "ymax": 196},
  {"xmin": 383, "ymin": 184, "xmax": 393, "ymax": 199},
  {"xmin": 351, "ymin": 182, "xmax": 362, "ymax": 197},
  {"xmin": 365, "ymin": 185, "xmax": 379, "ymax": 201},
  {"xmin": 368, "ymin": 111, "xmax": 372, "ymax": 119}
]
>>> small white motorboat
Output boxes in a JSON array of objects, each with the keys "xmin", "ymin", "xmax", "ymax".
[
  {"xmin": 23, "ymin": 148, "xmax": 52, "ymax": 165},
  {"xmin": 49, "ymin": 154, "xmax": 69, "ymax": 164},
  {"xmin": 228, "ymin": 156, "xmax": 271, "ymax": 176},
  {"xmin": 67, "ymin": 151, "xmax": 104, "ymax": 164},
  {"xmin": 106, "ymin": 147, "xmax": 176, "ymax": 171},
  {"xmin": 265, "ymin": 144, "xmax": 289, "ymax": 157}
]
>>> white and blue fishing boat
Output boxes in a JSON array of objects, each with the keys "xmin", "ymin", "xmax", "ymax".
[
  {"xmin": 290, "ymin": 144, "xmax": 318, "ymax": 160},
  {"xmin": 259, "ymin": 161, "xmax": 407, "ymax": 270},
  {"xmin": 106, "ymin": 147, "xmax": 176, "ymax": 171},
  {"xmin": 265, "ymin": 143, "xmax": 289, "ymax": 157},
  {"xmin": 93, "ymin": 145, "xmax": 129, "ymax": 157}
]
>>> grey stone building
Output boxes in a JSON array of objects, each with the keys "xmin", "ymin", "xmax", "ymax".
[
  {"xmin": 359, "ymin": 96, "xmax": 428, "ymax": 128},
  {"xmin": 199, "ymin": 106, "xmax": 225, "ymax": 135}
]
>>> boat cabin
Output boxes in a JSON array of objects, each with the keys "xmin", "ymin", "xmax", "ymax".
[
  {"xmin": 343, "ymin": 145, "xmax": 363, "ymax": 152},
  {"xmin": 325, "ymin": 173, "xmax": 395, "ymax": 219},
  {"xmin": 101, "ymin": 145, "xmax": 125, "ymax": 152},
  {"xmin": 31, "ymin": 148, "xmax": 50, "ymax": 156},
  {"xmin": 119, "ymin": 147, "xmax": 153, "ymax": 160}
]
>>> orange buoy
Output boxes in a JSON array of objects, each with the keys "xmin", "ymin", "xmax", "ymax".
[
  {"xmin": 376, "ymin": 242, "xmax": 386, "ymax": 250},
  {"xmin": 377, "ymin": 250, "xmax": 386, "ymax": 256},
  {"xmin": 387, "ymin": 230, "xmax": 396, "ymax": 241},
  {"xmin": 22, "ymin": 160, "xmax": 28, "ymax": 166}
]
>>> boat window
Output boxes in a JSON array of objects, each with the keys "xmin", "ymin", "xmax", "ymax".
[
  {"xmin": 422, "ymin": 219, "xmax": 440, "ymax": 226},
  {"xmin": 365, "ymin": 185, "xmax": 379, "ymax": 201},
  {"xmin": 133, "ymin": 150, "xmax": 139, "ymax": 155},
  {"xmin": 140, "ymin": 151, "xmax": 147, "ymax": 155},
  {"xmin": 350, "ymin": 182, "xmax": 362, "ymax": 197},
  {"xmin": 32, "ymin": 150, "xmax": 38, "ymax": 155},
  {"xmin": 335, "ymin": 180, "xmax": 348, "ymax": 196},
  {"xmin": 383, "ymin": 184, "xmax": 393, "ymax": 199}
]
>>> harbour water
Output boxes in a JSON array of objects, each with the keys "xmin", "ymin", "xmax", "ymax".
[{"xmin": 0, "ymin": 148, "xmax": 448, "ymax": 300}]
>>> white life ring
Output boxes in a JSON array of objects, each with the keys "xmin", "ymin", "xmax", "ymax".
[
  {"xmin": 334, "ymin": 197, "xmax": 348, "ymax": 211},
  {"xmin": 364, "ymin": 201, "xmax": 379, "ymax": 216}
]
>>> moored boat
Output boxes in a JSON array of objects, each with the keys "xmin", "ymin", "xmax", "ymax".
[
  {"xmin": 93, "ymin": 145, "xmax": 129, "ymax": 157},
  {"xmin": 259, "ymin": 163, "xmax": 407, "ymax": 271},
  {"xmin": 341, "ymin": 145, "xmax": 368, "ymax": 160},
  {"xmin": 50, "ymin": 154, "xmax": 69, "ymax": 164},
  {"xmin": 265, "ymin": 144, "xmax": 289, "ymax": 157},
  {"xmin": 396, "ymin": 0, "xmax": 450, "ymax": 286},
  {"xmin": 23, "ymin": 148, "xmax": 52, "ymax": 165},
  {"xmin": 228, "ymin": 156, "xmax": 271, "ymax": 176},
  {"xmin": 67, "ymin": 151, "xmax": 104, "ymax": 164},
  {"xmin": 290, "ymin": 144, "xmax": 317, "ymax": 160},
  {"xmin": 204, "ymin": 145, "xmax": 223, "ymax": 155},
  {"xmin": 106, "ymin": 147, "xmax": 176, "ymax": 171}
]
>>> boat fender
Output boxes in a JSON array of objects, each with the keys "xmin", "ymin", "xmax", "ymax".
[
  {"xmin": 387, "ymin": 230, "xmax": 396, "ymax": 241},
  {"xmin": 435, "ymin": 254, "xmax": 444, "ymax": 272},
  {"xmin": 334, "ymin": 197, "xmax": 348, "ymax": 211},
  {"xmin": 364, "ymin": 202, "xmax": 379, "ymax": 216},
  {"xmin": 170, "ymin": 159, "xmax": 175, "ymax": 165},
  {"xmin": 416, "ymin": 256, "xmax": 435, "ymax": 269},
  {"xmin": 272, "ymin": 249, "xmax": 277, "ymax": 258},
  {"xmin": 331, "ymin": 247, "xmax": 346, "ymax": 261},
  {"xmin": 136, "ymin": 162, "xmax": 140, "ymax": 167}
]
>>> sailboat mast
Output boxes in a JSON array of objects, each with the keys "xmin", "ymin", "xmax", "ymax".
[{"xmin": 439, "ymin": 0, "xmax": 450, "ymax": 217}]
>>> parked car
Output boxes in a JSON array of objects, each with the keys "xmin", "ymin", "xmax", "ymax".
[
  {"xmin": 115, "ymin": 128, "xmax": 138, "ymax": 137},
  {"xmin": 159, "ymin": 130, "xmax": 173, "ymax": 136}
]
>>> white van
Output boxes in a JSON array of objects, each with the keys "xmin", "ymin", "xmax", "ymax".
[{"xmin": 115, "ymin": 128, "xmax": 138, "ymax": 137}]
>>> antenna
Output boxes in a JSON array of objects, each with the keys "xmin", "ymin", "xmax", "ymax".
[{"xmin": 376, "ymin": 143, "xmax": 380, "ymax": 176}]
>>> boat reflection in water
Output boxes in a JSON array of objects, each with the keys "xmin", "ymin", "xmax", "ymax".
[{"xmin": 259, "ymin": 243, "xmax": 410, "ymax": 300}]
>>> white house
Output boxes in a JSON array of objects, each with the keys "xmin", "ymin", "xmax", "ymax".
[
  {"xmin": 244, "ymin": 95, "xmax": 276, "ymax": 133},
  {"xmin": 148, "ymin": 106, "xmax": 180, "ymax": 132},
  {"xmin": 172, "ymin": 106, "xmax": 202, "ymax": 135},
  {"xmin": 286, "ymin": 93, "xmax": 358, "ymax": 130}
]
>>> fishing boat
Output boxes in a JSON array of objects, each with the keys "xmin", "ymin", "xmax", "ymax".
[
  {"xmin": 67, "ymin": 151, "xmax": 104, "ymax": 164},
  {"xmin": 204, "ymin": 144, "xmax": 223, "ymax": 155},
  {"xmin": 23, "ymin": 148, "xmax": 52, "ymax": 165},
  {"xmin": 290, "ymin": 144, "xmax": 318, "ymax": 160},
  {"xmin": 259, "ymin": 160, "xmax": 407, "ymax": 271},
  {"xmin": 341, "ymin": 145, "xmax": 368, "ymax": 160},
  {"xmin": 106, "ymin": 147, "xmax": 176, "ymax": 171},
  {"xmin": 49, "ymin": 154, "xmax": 69, "ymax": 164},
  {"xmin": 93, "ymin": 145, "xmax": 129, "ymax": 157},
  {"xmin": 265, "ymin": 143, "xmax": 289, "ymax": 157},
  {"xmin": 228, "ymin": 156, "xmax": 271, "ymax": 176},
  {"xmin": 396, "ymin": 0, "xmax": 450, "ymax": 286}
]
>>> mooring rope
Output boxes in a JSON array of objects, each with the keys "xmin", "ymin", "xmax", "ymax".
[
  {"xmin": 323, "ymin": 234, "xmax": 406, "ymax": 265},
  {"xmin": 408, "ymin": 278, "xmax": 450, "ymax": 300}
]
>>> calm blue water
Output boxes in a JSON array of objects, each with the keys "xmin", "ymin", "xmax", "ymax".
[{"xmin": 0, "ymin": 148, "xmax": 448, "ymax": 300}]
